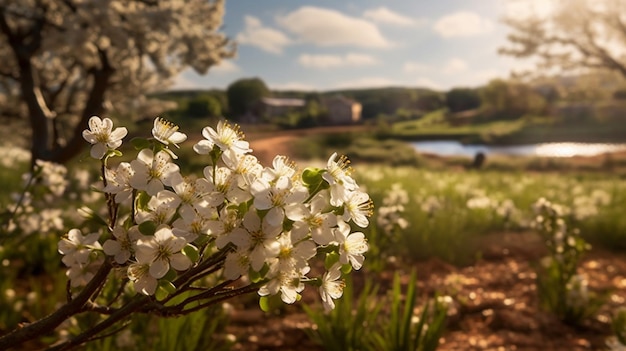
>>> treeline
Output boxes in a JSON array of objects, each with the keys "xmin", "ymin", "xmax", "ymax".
[{"xmin": 153, "ymin": 72, "xmax": 626, "ymax": 126}]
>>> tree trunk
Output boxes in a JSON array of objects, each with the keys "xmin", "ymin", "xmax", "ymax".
[
  {"xmin": 49, "ymin": 66, "xmax": 113, "ymax": 164},
  {"xmin": 16, "ymin": 57, "xmax": 54, "ymax": 166},
  {"xmin": 22, "ymin": 59, "xmax": 113, "ymax": 165}
]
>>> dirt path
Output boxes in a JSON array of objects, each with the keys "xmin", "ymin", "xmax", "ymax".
[
  {"xmin": 245, "ymin": 124, "xmax": 371, "ymax": 165},
  {"xmin": 249, "ymin": 135, "xmax": 299, "ymax": 165}
]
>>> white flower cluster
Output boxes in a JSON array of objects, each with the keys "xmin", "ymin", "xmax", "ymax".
[
  {"xmin": 6, "ymin": 160, "xmax": 92, "ymax": 236},
  {"xmin": 532, "ymin": 197, "xmax": 590, "ymax": 262},
  {"xmin": 59, "ymin": 117, "xmax": 372, "ymax": 311},
  {"xmin": 0, "ymin": 146, "xmax": 30, "ymax": 168},
  {"xmin": 565, "ymin": 274, "xmax": 589, "ymax": 308},
  {"xmin": 377, "ymin": 183, "xmax": 409, "ymax": 235}
]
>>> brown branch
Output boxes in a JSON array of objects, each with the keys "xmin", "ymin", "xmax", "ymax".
[
  {"xmin": 84, "ymin": 301, "xmax": 117, "ymax": 315},
  {"xmin": 0, "ymin": 261, "xmax": 113, "ymax": 349},
  {"xmin": 47, "ymin": 295, "xmax": 150, "ymax": 351},
  {"xmin": 176, "ymin": 284, "xmax": 262, "ymax": 315},
  {"xmin": 581, "ymin": 19, "xmax": 626, "ymax": 77},
  {"xmin": 168, "ymin": 260, "xmax": 225, "ymax": 298}
]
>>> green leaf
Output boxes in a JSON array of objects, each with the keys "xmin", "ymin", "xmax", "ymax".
[
  {"xmin": 249, "ymin": 268, "xmax": 263, "ymax": 283},
  {"xmin": 259, "ymin": 296, "xmax": 271, "ymax": 312},
  {"xmin": 138, "ymin": 221, "xmax": 157, "ymax": 236},
  {"xmin": 160, "ymin": 280, "xmax": 177, "ymax": 295},
  {"xmin": 162, "ymin": 268, "xmax": 177, "ymax": 282},
  {"xmin": 136, "ymin": 191, "xmax": 151, "ymax": 210},
  {"xmin": 302, "ymin": 167, "xmax": 324, "ymax": 185},
  {"xmin": 78, "ymin": 206, "xmax": 109, "ymax": 227},
  {"xmin": 259, "ymin": 294, "xmax": 285, "ymax": 313},
  {"xmin": 131, "ymin": 137, "xmax": 152, "ymax": 150},
  {"xmin": 105, "ymin": 149, "xmax": 123, "ymax": 159},
  {"xmin": 301, "ymin": 167, "xmax": 330, "ymax": 195},
  {"xmin": 155, "ymin": 286, "xmax": 169, "ymax": 301},
  {"xmin": 183, "ymin": 244, "xmax": 199, "ymax": 262},
  {"xmin": 325, "ymin": 252, "xmax": 339, "ymax": 269}
]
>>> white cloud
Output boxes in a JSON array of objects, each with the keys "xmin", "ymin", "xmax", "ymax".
[
  {"xmin": 171, "ymin": 72, "xmax": 202, "ymax": 90},
  {"xmin": 403, "ymin": 61, "xmax": 431, "ymax": 73},
  {"xmin": 298, "ymin": 53, "xmax": 378, "ymax": 69},
  {"xmin": 500, "ymin": 0, "xmax": 556, "ymax": 20},
  {"xmin": 236, "ymin": 15, "xmax": 291, "ymax": 54},
  {"xmin": 271, "ymin": 82, "xmax": 318, "ymax": 91},
  {"xmin": 442, "ymin": 58, "xmax": 468, "ymax": 75},
  {"xmin": 362, "ymin": 6, "xmax": 421, "ymax": 27},
  {"xmin": 210, "ymin": 60, "xmax": 240, "ymax": 74},
  {"xmin": 433, "ymin": 11, "xmax": 494, "ymax": 38},
  {"xmin": 333, "ymin": 77, "xmax": 398, "ymax": 89},
  {"xmin": 414, "ymin": 77, "xmax": 442, "ymax": 90},
  {"xmin": 472, "ymin": 69, "xmax": 503, "ymax": 83},
  {"xmin": 277, "ymin": 6, "xmax": 392, "ymax": 48}
]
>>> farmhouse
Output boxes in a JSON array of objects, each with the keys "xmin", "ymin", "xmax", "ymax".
[
  {"xmin": 259, "ymin": 97, "xmax": 305, "ymax": 118},
  {"xmin": 323, "ymin": 96, "xmax": 362, "ymax": 124}
]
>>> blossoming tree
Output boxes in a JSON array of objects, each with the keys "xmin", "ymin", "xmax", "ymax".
[
  {"xmin": 0, "ymin": 117, "xmax": 372, "ymax": 349},
  {"xmin": 0, "ymin": 0, "xmax": 234, "ymax": 164}
]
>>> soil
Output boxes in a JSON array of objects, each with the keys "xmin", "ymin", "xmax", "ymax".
[
  {"xmin": 225, "ymin": 231, "xmax": 626, "ymax": 351},
  {"xmin": 223, "ymin": 126, "xmax": 626, "ymax": 351},
  {"xmin": 245, "ymin": 124, "xmax": 371, "ymax": 165}
]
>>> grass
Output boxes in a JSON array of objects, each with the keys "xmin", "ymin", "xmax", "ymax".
[
  {"xmin": 379, "ymin": 109, "xmax": 626, "ymax": 146},
  {"xmin": 357, "ymin": 165, "xmax": 626, "ymax": 265},
  {"xmin": 291, "ymin": 133, "xmax": 422, "ymax": 166},
  {"xmin": 386, "ymin": 109, "xmax": 527, "ymax": 142}
]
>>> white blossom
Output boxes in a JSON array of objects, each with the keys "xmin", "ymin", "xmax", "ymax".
[
  {"xmin": 128, "ymin": 263, "xmax": 158, "ymax": 296},
  {"xmin": 103, "ymin": 162, "xmax": 135, "ymax": 204},
  {"xmin": 250, "ymin": 176, "xmax": 308, "ymax": 227},
  {"xmin": 135, "ymin": 225, "xmax": 191, "ymax": 279},
  {"xmin": 82, "ymin": 116, "xmax": 127, "ymax": 159},
  {"xmin": 225, "ymin": 211, "xmax": 281, "ymax": 271},
  {"xmin": 323, "ymin": 153, "xmax": 357, "ymax": 206},
  {"xmin": 58, "ymin": 229, "xmax": 102, "ymax": 267},
  {"xmin": 341, "ymin": 189, "xmax": 373, "ymax": 228},
  {"xmin": 103, "ymin": 226, "xmax": 142, "ymax": 264},
  {"xmin": 130, "ymin": 149, "xmax": 180, "ymax": 196},
  {"xmin": 335, "ymin": 222, "xmax": 368, "ymax": 270},
  {"xmin": 152, "ymin": 117, "xmax": 187, "ymax": 149},
  {"xmin": 291, "ymin": 192, "xmax": 337, "ymax": 244},
  {"xmin": 194, "ymin": 120, "xmax": 251, "ymax": 156},
  {"xmin": 258, "ymin": 265, "xmax": 306, "ymax": 304},
  {"xmin": 319, "ymin": 263, "xmax": 345, "ymax": 312}
]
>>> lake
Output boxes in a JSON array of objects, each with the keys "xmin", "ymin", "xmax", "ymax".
[{"xmin": 410, "ymin": 140, "xmax": 626, "ymax": 158}]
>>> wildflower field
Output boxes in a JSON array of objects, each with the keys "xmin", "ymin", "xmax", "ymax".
[{"xmin": 2, "ymin": 121, "xmax": 626, "ymax": 350}]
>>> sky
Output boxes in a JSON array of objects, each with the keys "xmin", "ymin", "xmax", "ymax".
[{"xmin": 172, "ymin": 0, "xmax": 539, "ymax": 92}]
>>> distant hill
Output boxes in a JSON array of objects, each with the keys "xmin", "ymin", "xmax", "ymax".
[{"xmin": 154, "ymin": 86, "xmax": 445, "ymax": 120}]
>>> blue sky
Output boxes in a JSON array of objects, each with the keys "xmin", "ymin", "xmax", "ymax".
[{"xmin": 173, "ymin": 0, "xmax": 537, "ymax": 92}]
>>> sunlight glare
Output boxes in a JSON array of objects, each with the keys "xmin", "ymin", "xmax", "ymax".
[{"xmin": 533, "ymin": 143, "xmax": 626, "ymax": 157}]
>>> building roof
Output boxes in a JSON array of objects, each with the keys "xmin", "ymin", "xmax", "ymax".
[{"xmin": 261, "ymin": 97, "xmax": 305, "ymax": 107}]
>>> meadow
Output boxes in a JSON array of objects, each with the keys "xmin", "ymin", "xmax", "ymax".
[{"xmin": 2, "ymin": 124, "xmax": 626, "ymax": 350}]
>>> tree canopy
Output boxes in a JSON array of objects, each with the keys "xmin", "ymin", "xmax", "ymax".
[
  {"xmin": 500, "ymin": 0, "xmax": 626, "ymax": 78},
  {"xmin": 0, "ymin": 0, "xmax": 234, "ymax": 164},
  {"xmin": 226, "ymin": 77, "xmax": 270, "ymax": 118},
  {"xmin": 445, "ymin": 88, "xmax": 481, "ymax": 113},
  {"xmin": 479, "ymin": 79, "xmax": 547, "ymax": 119}
]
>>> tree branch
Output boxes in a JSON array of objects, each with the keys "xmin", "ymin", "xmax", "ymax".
[
  {"xmin": 0, "ymin": 261, "xmax": 113, "ymax": 349},
  {"xmin": 47, "ymin": 295, "xmax": 150, "ymax": 351}
]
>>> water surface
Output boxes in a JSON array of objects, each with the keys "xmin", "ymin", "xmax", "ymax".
[{"xmin": 410, "ymin": 141, "xmax": 626, "ymax": 158}]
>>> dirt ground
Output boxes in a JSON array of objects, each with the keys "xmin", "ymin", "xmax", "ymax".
[
  {"xmin": 245, "ymin": 124, "xmax": 371, "ymax": 165},
  {"xmin": 225, "ymin": 231, "xmax": 626, "ymax": 351},
  {"xmin": 227, "ymin": 126, "xmax": 626, "ymax": 351}
]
